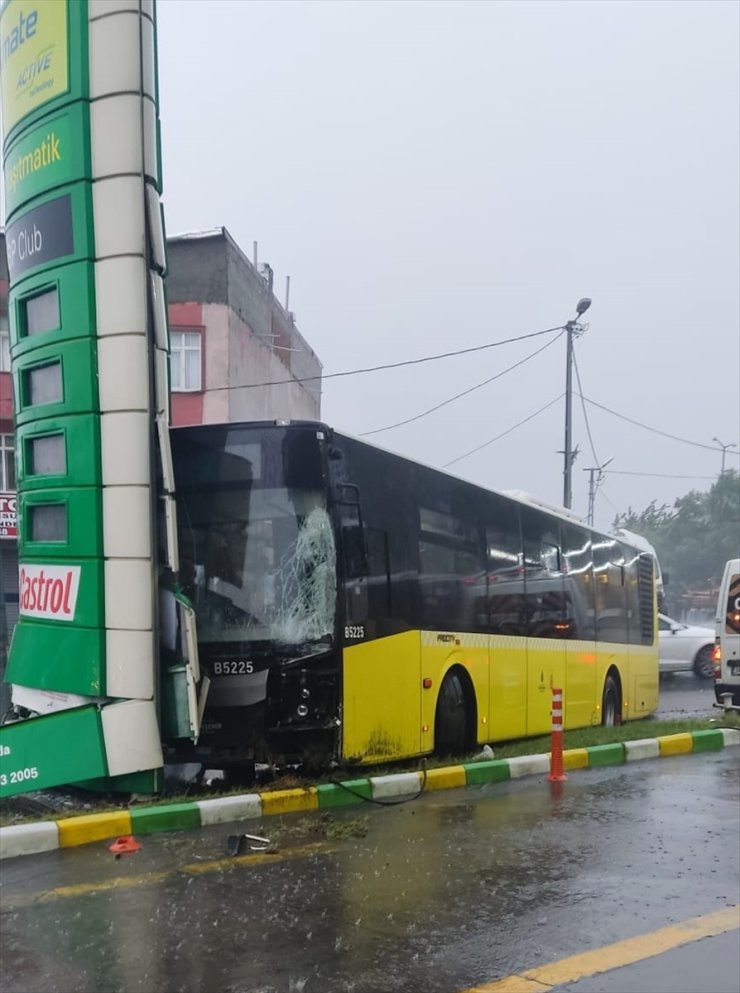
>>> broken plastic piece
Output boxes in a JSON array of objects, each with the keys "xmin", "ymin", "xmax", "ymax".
[
  {"xmin": 245, "ymin": 833, "xmax": 270, "ymax": 850},
  {"xmin": 226, "ymin": 833, "xmax": 271, "ymax": 855}
]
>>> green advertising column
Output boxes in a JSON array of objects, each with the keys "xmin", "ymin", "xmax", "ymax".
[{"xmin": 0, "ymin": 0, "xmax": 172, "ymax": 797}]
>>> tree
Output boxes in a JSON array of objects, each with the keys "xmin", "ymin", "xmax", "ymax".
[{"xmin": 613, "ymin": 470, "xmax": 740, "ymax": 615}]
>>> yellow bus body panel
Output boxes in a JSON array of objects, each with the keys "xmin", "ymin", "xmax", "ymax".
[
  {"xmin": 419, "ymin": 633, "xmax": 489, "ymax": 745},
  {"xmin": 341, "ymin": 626, "xmax": 658, "ymax": 763},
  {"xmin": 526, "ymin": 637, "xmax": 567, "ymax": 735},
  {"xmin": 629, "ymin": 643, "xmax": 660, "ymax": 717},
  {"xmin": 489, "ymin": 636, "xmax": 528, "ymax": 741},
  {"xmin": 342, "ymin": 631, "xmax": 423, "ymax": 763}
]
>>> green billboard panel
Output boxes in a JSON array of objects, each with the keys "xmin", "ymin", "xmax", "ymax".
[
  {"xmin": 0, "ymin": 706, "xmax": 107, "ymax": 799},
  {"xmin": 19, "ymin": 486, "xmax": 103, "ymax": 558},
  {"xmin": 14, "ymin": 556, "xmax": 104, "ymax": 629},
  {"xmin": 3, "ymin": 103, "xmax": 90, "ymax": 219},
  {"xmin": 4, "ymin": 182, "xmax": 94, "ymax": 287},
  {"xmin": 9, "ymin": 259, "xmax": 96, "ymax": 358},
  {"xmin": 79, "ymin": 768, "xmax": 162, "ymax": 795},
  {"xmin": 7, "ymin": 618, "xmax": 105, "ymax": 696},
  {"xmin": 0, "ymin": 0, "xmax": 89, "ymax": 149},
  {"xmin": 16, "ymin": 413, "xmax": 101, "ymax": 491},
  {"xmin": 13, "ymin": 335, "xmax": 99, "ymax": 426}
]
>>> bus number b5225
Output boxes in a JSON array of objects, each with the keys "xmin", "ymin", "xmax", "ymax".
[{"xmin": 212, "ymin": 660, "xmax": 255, "ymax": 675}]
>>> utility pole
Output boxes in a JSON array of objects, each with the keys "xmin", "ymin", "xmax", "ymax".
[
  {"xmin": 562, "ymin": 297, "xmax": 592, "ymax": 509},
  {"xmin": 712, "ymin": 437, "xmax": 736, "ymax": 476},
  {"xmin": 584, "ymin": 457, "xmax": 614, "ymax": 526}
]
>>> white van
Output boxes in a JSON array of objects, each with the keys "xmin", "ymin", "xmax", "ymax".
[{"xmin": 714, "ymin": 558, "xmax": 740, "ymax": 711}]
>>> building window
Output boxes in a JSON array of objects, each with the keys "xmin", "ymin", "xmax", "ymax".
[
  {"xmin": 0, "ymin": 311, "xmax": 9, "ymax": 372},
  {"xmin": 170, "ymin": 330, "xmax": 202, "ymax": 392},
  {"xmin": 1, "ymin": 434, "xmax": 15, "ymax": 491}
]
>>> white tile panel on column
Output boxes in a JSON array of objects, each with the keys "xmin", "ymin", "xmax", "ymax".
[
  {"xmin": 89, "ymin": 12, "xmax": 141, "ymax": 98},
  {"xmin": 107, "ymin": 629, "xmax": 154, "ymax": 699},
  {"xmin": 100, "ymin": 412, "xmax": 151, "ymax": 486},
  {"xmin": 98, "ymin": 336, "xmax": 150, "ymax": 412},
  {"xmin": 101, "ymin": 700, "xmax": 163, "ymax": 777},
  {"xmin": 93, "ymin": 177, "xmax": 146, "ymax": 259},
  {"xmin": 105, "ymin": 560, "xmax": 154, "ymax": 630},
  {"xmin": 89, "ymin": 10, "xmax": 156, "ymax": 101},
  {"xmin": 89, "ymin": 0, "xmax": 154, "ymax": 19},
  {"xmin": 95, "ymin": 257, "xmax": 148, "ymax": 337},
  {"xmin": 90, "ymin": 95, "xmax": 143, "ymax": 178},
  {"xmin": 103, "ymin": 486, "xmax": 152, "ymax": 558}
]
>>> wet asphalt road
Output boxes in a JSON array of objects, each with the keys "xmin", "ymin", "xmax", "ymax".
[
  {"xmin": 554, "ymin": 928, "xmax": 740, "ymax": 993},
  {"xmin": 656, "ymin": 671, "xmax": 721, "ymax": 720},
  {"xmin": 1, "ymin": 745, "xmax": 738, "ymax": 993}
]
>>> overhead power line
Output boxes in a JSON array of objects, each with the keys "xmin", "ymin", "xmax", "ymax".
[
  {"xmin": 206, "ymin": 324, "xmax": 566, "ymax": 392},
  {"xmin": 360, "ymin": 331, "xmax": 565, "ymax": 437},
  {"xmin": 604, "ymin": 469, "xmax": 718, "ymax": 480},
  {"xmin": 582, "ymin": 396, "xmax": 738, "ymax": 454},
  {"xmin": 443, "ymin": 394, "xmax": 565, "ymax": 468},
  {"xmin": 572, "ymin": 349, "xmax": 601, "ymax": 468}
]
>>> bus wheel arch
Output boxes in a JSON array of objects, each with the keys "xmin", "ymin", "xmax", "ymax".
[
  {"xmin": 601, "ymin": 668, "xmax": 622, "ymax": 727},
  {"xmin": 434, "ymin": 665, "xmax": 477, "ymax": 757}
]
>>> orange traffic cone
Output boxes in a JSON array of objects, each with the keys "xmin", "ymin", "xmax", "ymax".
[{"xmin": 109, "ymin": 835, "xmax": 142, "ymax": 854}]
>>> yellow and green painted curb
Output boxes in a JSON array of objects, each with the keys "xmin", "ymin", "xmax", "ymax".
[{"xmin": 2, "ymin": 727, "xmax": 738, "ymax": 861}]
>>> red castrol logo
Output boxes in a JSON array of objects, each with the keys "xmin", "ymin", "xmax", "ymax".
[{"xmin": 19, "ymin": 564, "xmax": 81, "ymax": 621}]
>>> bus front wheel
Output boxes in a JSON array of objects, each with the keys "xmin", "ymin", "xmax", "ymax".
[
  {"xmin": 601, "ymin": 675, "xmax": 620, "ymax": 727},
  {"xmin": 435, "ymin": 671, "xmax": 468, "ymax": 756}
]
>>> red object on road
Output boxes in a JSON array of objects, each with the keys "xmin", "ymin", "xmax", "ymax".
[
  {"xmin": 548, "ymin": 687, "xmax": 568, "ymax": 782},
  {"xmin": 108, "ymin": 835, "xmax": 142, "ymax": 854}
]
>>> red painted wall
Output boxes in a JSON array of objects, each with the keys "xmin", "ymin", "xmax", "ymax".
[{"xmin": 171, "ymin": 392, "xmax": 204, "ymax": 426}]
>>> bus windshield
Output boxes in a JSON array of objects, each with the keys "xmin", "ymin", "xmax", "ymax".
[{"xmin": 172, "ymin": 425, "xmax": 336, "ymax": 653}]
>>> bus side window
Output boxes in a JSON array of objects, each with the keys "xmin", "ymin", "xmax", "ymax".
[
  {"xmin": 486, "ymin": 515, "xmax": 525, "ymax": 637},
  {"xmin": 343, "ymin": 524, "xmax": 368, "ymax": 578},
  {"xmin": 343, "ymin": 527, "xmax": 390, "ymax": 627},
  {"xmin": 340, "ymin": 501, "xmax": 368, "ymax": 579},
  {"xmin": 593, "ymin": 538, "xmax": 628, "ymax": 643},
  {"xmin": 366, "ymin": 528, "xmax": 390, "ymax": 618}
]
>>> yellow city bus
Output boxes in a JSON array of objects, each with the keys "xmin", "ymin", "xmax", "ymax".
[{"xmin": 170, "ymin": 420, "xmax": 659, "ymax": 777}]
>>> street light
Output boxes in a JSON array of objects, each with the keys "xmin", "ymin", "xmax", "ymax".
[
  {"xmin": 712, "ymin": 437, "xmax": 737, "ymax": 475},
  {"xmin": 563, "ymin": 297, "xmax": 592, "ymax": 509}
]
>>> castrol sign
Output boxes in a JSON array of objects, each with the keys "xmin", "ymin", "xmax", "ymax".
[{"xmin": 19, "ymin": 564, "xmax": 81, "ymax": 621}]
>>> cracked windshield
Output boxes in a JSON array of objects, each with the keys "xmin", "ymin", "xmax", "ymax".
[{"xmin": 175, "ymin": 426, "xmax": 336, "ymax": 651}]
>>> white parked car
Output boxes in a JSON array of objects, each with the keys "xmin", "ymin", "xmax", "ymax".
[{"xmin": 658, "ymin": 613, "xmax": 715, "ymax": 679}]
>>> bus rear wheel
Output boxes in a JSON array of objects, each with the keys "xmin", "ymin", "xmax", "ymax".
[
  {"xmin": 601, "ymin": 675, "xmax": 620, "ymax": 727},
  {"xmin": 435, "ymin": 671, "xmax": 468, "ymax": 756}
]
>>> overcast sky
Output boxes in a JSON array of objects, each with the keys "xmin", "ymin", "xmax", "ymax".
[{"xmin": 157, "ymin": 0, "xmax": 739, "ymax": 533}]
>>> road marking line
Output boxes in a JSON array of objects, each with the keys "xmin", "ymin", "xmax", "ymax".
[
  {"xmin": 463, "ymin": 905, "xmax": 740, "ymax": 993},
  {"xmin": 2, "ymin": 842, "xmax": 333, "ymax": 908}
]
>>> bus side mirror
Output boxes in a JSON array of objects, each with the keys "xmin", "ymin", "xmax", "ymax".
[{"xmin": 343, "ymin": 525, "xmax": 368, "ymax": 579}]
